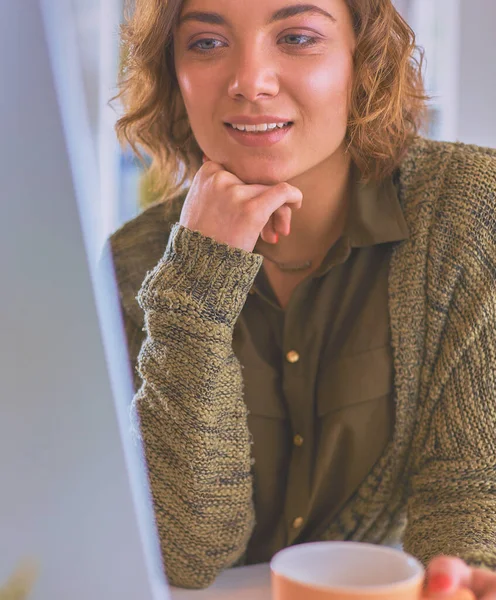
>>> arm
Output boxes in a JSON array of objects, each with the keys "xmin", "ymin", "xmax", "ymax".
[
  {"xmin": 132, "ymin": 223, "xmax": 263, "ymax": 589},
  {"xmin": 403, "ymin": 318, "xmax": 496, "ymax": 571}
]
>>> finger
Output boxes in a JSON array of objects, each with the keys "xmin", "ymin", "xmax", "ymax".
[
  {"xmin": 259, "ymin": 191, "xmax": 297, "ymax": 244},
  {"xmin": 199, "ymin": 159, "xmax": 228, "ymax": 178},
  {"xmin": 260, "ymin": 231, "xmax": 279, "ymax": 244},
  {"xmin": 260, "ymin": 216, "xmax": 278, "ymax": 244},
  {"xmin": 240, "ymin": 183, "xmax": 272, "ymax": 198},
  {"xmin": 272, "ymin": 205, "xmax": 292, "ymax": 237},
  {"xmin": 254, "ymin": 183, "xmax": 301, "ymax": 244},
  {"xmin": 428, "ymin": 561, "xmax": 496, "ymax": 600},
  {"xmin": 425, "ymin": 556, "xmax": 472, "ymax": 597},
  {"xmin": 470, "ymin": 567, "xmax": 496, "ymax": 599},
  {"xmin": 255, "ymin": 182, "xmax": 303, "ymax": 218},
  {"xmin": 200, "ymin": 158, "xmax": 219, "ymax": 172},
  {"xmin": 202, "ymin": 153, "xmax": 211, "ymax": 163}
]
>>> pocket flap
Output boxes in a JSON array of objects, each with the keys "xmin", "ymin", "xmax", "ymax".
[{"xmin": 317, "ymin": 345, "xmax": 393, "ymax": 416}]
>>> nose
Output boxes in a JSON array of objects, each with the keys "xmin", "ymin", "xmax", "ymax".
[{"xmin": 227, "ymin": 46, "xmax": 279, "ymax": 102}]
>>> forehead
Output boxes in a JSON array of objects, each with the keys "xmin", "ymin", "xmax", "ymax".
[{"xmin": 177, "ymin": 0, "xmax": 352, "ymax": 27}]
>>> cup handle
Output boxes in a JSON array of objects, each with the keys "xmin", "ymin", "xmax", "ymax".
[{"xmin": 421, "ymin": 589, "xmax": 476, "ymax": 600}]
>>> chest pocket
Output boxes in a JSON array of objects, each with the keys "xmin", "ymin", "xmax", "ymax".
[{"xmin": 317, "ymin": 344, "xmax": 394, "ymax": 416}]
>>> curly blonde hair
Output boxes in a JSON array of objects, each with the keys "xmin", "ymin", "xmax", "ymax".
[{"xmin": 115, "ymin": 0, "xmax": 428, "ymax": 206}]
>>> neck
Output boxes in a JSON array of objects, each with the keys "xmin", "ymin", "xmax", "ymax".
[{"xmin": 256, "ymin": 145, "xmax": 353, "ymax": 267}]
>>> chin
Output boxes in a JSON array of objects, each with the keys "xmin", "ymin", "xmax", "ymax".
[
  {"xmin": 225, "ymin": 159, "xmax": 295, "ymax": 186},
  {"xmin": 242, "ymin": 172, "xmax": 286, "ymax": 185}
]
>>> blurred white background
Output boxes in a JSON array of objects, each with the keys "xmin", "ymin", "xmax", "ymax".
[{"xmin": 70, "ymin": 0, "xmax": 496, "ymax": 254}]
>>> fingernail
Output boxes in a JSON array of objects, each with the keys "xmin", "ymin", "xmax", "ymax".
[
  {"xmin": 428, "ymin": 573, "xmax": 453, "ymax": 594},
  {"xmin": 274, "ymin": 234, "xmax": 279, "ymax": 243}
]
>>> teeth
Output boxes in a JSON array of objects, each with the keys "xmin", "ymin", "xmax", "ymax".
[{"xmin": 230, "ymin": 122, "xmax": 291, "ymax": 132}]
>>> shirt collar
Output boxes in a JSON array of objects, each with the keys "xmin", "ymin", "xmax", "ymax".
[
  {"xmin": 312, "ymin": 165, "xmax": 409, "ymax": 278},
  {"xmin": 344, "ymin": 163, "xmax": 410, "ymax": 248}
]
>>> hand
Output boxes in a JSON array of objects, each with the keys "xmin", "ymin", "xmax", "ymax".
[
  {"xmin": 178, "ymin": 154, "xmax": 303, "ymax": 253},
  {"xmin": 424, "ymin": 556, "xmax": 494, "ymax": 600}
]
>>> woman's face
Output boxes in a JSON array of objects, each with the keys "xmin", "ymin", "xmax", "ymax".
[{"xmin": 173, "ymin": 0, "xmax": 356, "ymax": 185}]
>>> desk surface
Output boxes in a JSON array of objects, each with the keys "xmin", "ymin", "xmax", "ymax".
[{"xmin": 170, "ymin": 564, "xmax": 271, "ymax": 599}]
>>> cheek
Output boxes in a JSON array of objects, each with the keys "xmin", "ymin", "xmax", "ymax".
[
  {"xmin": 176, "ymin": 65, "xmax": 216, "ymax": 121},
  {"xmin": 175, "ymin": 67, "xmax": 221, "ymax": 153},
  {"xmin": 176, "ymin": 72, "xmax": 200, "ymax": 116},
  {"xmin": 297, "ymin": 55, "xmax": 353, "ymax": 120}
]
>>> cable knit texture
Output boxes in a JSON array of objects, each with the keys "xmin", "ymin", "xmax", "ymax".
[{"xmin": 109, "ymin": 137, "xmax": 496, "ymax": 589}]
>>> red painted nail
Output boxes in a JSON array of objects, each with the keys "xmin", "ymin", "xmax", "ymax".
[
  {"xmin": 428, "ymin": 573, "xmax": 453, "ymax": 594},
  {"xmin": 274, "ymin": 233, "xmax": 279, "ymax": 243}
]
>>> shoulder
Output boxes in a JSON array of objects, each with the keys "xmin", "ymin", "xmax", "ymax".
[
  {"xmin": 399, "ymin": 136, "xmax": 496, "ymax": 203},
  {"xmin": 108, "ymin": 193, "xmax": 187, "ymax": 325},
  {"xmin": 397, "ymin": 138, "xmax": 496, "ymax": 331},
  {"xmin": 398, "ymin": 137, "xmax": 496, "ymax": 240}
]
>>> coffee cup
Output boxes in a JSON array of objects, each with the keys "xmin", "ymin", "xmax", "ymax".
[{"xmin": 271, "ymin": 541, "xmax": 475, "ymax": 600}]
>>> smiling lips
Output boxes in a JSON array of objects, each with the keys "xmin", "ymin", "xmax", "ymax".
[
  {"xmin": 224, "ymin": 116, "xmax": 294, "ymax": 146},
  {"xmin": 228, "ymin": 122, "xmax": 292, "ymax": 132}
]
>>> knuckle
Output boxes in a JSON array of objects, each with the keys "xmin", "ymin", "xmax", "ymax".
[
  {"xmin": 199, "ymin": 160, "xmax": 217, "ymax": 176},
  {"xmin": 293, "ymin": 187, "xmax": 304, "ymax": 202},
  {"xmin": 209, "ymin": 171, "xmax": 222, "ymax": 186},
  {"xmin": 277, "ymin": 181, "xmax": 292, "ymax": 194},
  {"xmin": 210, "ymin": 169, "xmax": 230, "ymax": 187},
  {"xmin": 278, "ymin": 181, "xmax": 302, "ymax": 203}
]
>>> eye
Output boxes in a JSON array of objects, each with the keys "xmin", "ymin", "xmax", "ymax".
[
  {"xmin": 279, "ymin": 33, "xmax": 318, "ymax": 48},
  {"xmin": 188, "ymin": 38, "xmax": 226, "ymax": 52}
]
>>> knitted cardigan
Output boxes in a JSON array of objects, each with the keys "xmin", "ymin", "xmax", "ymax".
[{"xmin": 110, "ymin": 137, "xmax": 496, "ymax": 589}]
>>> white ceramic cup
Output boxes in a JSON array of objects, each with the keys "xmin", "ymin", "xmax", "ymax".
[{"xmin": 270, "ymin": 542, "xmax": 474, "ymax": 600}]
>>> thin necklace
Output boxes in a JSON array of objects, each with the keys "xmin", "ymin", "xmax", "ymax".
[{"xmin": 257, "ymin": 253, "xmax": 313, "ymax": 273}]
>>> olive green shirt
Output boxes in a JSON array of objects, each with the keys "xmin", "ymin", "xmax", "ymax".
[{"xmin": 237, "ymin": 168, "xmax": 409, "ymax": 563}]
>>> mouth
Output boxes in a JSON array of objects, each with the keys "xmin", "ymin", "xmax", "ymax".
[
  {"xmin": 225, "ymin": 121, "xmax": 294, "ymax": 133},
  {"xmin": 223, "ymin": 121, "xmax": 294, "ymax": 148}
]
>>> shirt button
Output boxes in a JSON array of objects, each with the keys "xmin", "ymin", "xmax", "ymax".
[
  {"xmin": 293, "ymin": 434, "xmax": 304, "ymax": 447},
  {"xmin": 286, "ymin": 350, "xmax": 300, "ymax": 364},
  {"xmin": 292, "ymin": 517, "xmax": 304, "ymax": 529}
]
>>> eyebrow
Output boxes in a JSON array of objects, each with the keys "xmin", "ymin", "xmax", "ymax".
[{"xmin": 177, "ymin": 4, "xmax": 337, "ymax": 28}]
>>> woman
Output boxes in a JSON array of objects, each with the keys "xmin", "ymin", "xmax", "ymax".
[{"xmin": 110, "ymin": 0, "xmax": 496, "ymax": 593}]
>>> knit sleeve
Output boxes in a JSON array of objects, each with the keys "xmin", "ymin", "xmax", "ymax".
[
  {"xmin": 133, "ymin": 223, "xmax": 263, "ymax": 589},
  {"xmin": 403, "ymin": 317, "xmax": 496, "ymax": 570}
]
